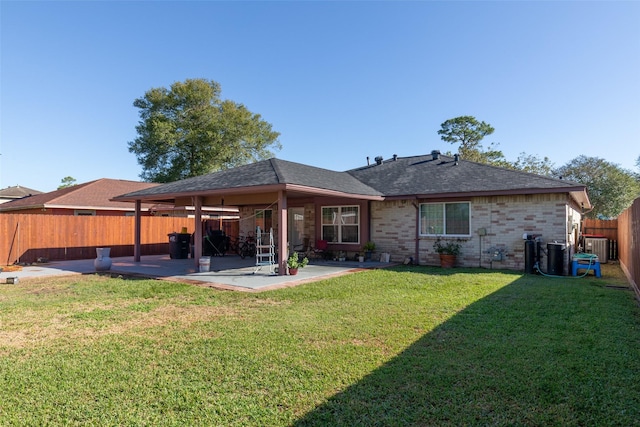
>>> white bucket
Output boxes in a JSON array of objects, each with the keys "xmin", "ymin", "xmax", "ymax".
[
  {"xmin": 379, "ymin": 252, "xmax": 390, "ymax": 263},
  {"xmin": 199, "ymin": 256, "xmax": 211, "ymax": 272}
]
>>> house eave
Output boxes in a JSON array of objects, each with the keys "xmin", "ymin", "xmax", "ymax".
[
  {"xmin": 283, "ymin": 184, "xmax": 384, "ymax": 200},
  {"xmin": 112, "ymin": 184, "xmax": 289, "ymax": 204},
  {"xmin": 0, "ymin": 203, "xmax": 155, "ymax": 213},
  {"xmin": 382, "ymin": 186, "xmax": 591, "ymax": 207},
  {"xmin": 113, "ymin": 183, "xmax": 384, "ymax": 204}
]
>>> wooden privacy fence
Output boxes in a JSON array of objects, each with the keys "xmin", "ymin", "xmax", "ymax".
[
  {"xmin": 582, "ymin": 218, "xmax": 619, "ymax": 260},
  {"xmin": 0, "ymin": 214, "xmax": 196, "ymax": 265},
  {"xmin": 582, "ymin": 218, "xmax": 618, "ymax": 241},
  {"xmin": 617, "ymin": 198, "xmax": 640, "ymax": 300}
]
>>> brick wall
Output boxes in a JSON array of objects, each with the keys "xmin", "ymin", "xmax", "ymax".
[{"xmin": 371, "ymin": 193, "xmax": 581, "ymax": 272}]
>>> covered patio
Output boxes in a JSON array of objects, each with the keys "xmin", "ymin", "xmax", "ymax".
[{"xmin": 112, "ymin": 159, "xmax": 384, "ymax": 277}]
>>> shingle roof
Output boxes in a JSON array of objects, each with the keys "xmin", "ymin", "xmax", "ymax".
[
  {"xmin": 118, "ymin": 158, "xmax": 383, "ymax": 199},
  {"xmin": 0, "ymin": 179, "xmax": 159, "ymax": 212},
  {"xmin": 347, "ymin": 154, "xmax": 586, "ymax": 197},
  {"xmin": 113, "ymin": 154, "xmax": 589, "ymax": 207},
  {"xmin": 0, "ymin": 185, "xmax": 43, "ymax": 199}
]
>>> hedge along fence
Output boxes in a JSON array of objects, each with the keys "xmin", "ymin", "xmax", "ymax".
[{"xmin": 0, "ymin": 214, "xmax": 195, "ymax": 265}]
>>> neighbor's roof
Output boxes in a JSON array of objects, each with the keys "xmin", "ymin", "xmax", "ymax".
[
  {"xmin": 0, "ymin": 179, "xmax": 159, "ymax": 212},
  {"xmin": 112, "ymin": 155, "xmax": 591, "ymax": 208},
  {"xmin": 0, "ymin": 185, "xmax": 43, "ymax": 200}
]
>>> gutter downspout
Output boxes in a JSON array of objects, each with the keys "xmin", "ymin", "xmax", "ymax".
[
  {"xmin": 134, "ymin": 200, "xmax": 141, "ymax": 262},
  {"xmin": 278, "ymin": 190, "xmax": 287, "ymax": 276},
  {"xmin": 193, "ymin": 196, "xmax": 203, "ymax": 267},
  {"xmin": 368, "ymin": 200, "xmax": 372, "ymax": 247},
  {"xmin": 413, "ymin": 199, "xmax": 420, "ymax": 265}
]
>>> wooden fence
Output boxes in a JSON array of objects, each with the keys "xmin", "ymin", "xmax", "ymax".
[
  {"xmin": 582, "ymin": 218, "xmax": 619, "ymax": 261},
  {"xmin": 1, "ymin": 214, "xmax": 200, "ymax": 265},
  {"xmin": 617, "ymin": 198, "xmax": 640, "ymax": 300},
  {"xmin": 582, "ymin": 218, "xmax": 618, "ymax": 241}
]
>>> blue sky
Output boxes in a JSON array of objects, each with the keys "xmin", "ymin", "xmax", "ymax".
[{"xmin": 1, "ymin": 1, "xmax": 639, "ymax": 192}]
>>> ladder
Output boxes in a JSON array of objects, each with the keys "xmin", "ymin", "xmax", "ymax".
[{"xmin": 254, "ymin": 226, "xmax": 276, "ymax": 274}]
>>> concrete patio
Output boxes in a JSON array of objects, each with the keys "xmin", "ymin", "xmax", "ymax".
[{"xmin": 0, "ymin": 255, "xmax": 393, "ymax": 292}]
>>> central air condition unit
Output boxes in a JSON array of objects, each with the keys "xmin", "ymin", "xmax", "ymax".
[{"xmin": 584, "ymin": 238, "xmax": 608, "ymax": 263}]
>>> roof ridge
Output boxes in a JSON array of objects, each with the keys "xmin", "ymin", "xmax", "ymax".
[{"xmin": 269, "ymin": 158, "xmax": 285, "ymax": 184}]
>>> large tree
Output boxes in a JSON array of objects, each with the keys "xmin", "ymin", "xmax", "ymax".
[
  {"xmin": 555, "ymin": 155, "xmax": 640, "ymax": 218},
  {"xmin": 437, "ymin": 116, "xmax": 506, "ymax": 164},
  {"xmin": 129, "ymin": 78, "xmax": 281, "ymax": 183},
  {"xmin": 510, "ymin": 152, "xmax": 555, "ymax": 177}
]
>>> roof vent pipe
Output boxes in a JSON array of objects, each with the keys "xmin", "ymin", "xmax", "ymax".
[
  {"xmin": 367, "ymin": 156, "xmax": 370, "ymax": 166},
  {"xmin": 375, "ymin": 156, "xmax": 383, "ymax": 165},
  {"xmin": 454, "ymin": 153, "xmax": 459, "ymax": 165},
  {"xmin": 393, "ymin": 154, "xmax": 398, "ymax": 161},
  {"xmin": 431, "ymin": 150, "xmax": 440, "ymax": 160}
]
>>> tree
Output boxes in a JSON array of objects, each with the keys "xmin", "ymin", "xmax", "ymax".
[
  {"xmin": 437, "ymin": 116, "xmax": 506, "ymax": 164},
  {"xmin": 510, "ymin": 152, "xmax": 555, "ymax": 177},
  {"xmin": 555, "ymin": 155, "xmax": 640, "ymax": 218},
  {"xmin": 128, "ymin": 78, "xmax": 281, "ymax": 183},
  {"xmin": 58, "ymin": 176, "xmax": 77, "ymax": 189}
]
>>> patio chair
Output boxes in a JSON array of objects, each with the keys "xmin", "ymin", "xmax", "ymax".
[
  {"xmin": 292, "ymin": 237, "xmax": 312, "ymax": 258},
  {"xmin": 312, "ymin": 239, "xmax": 329, "ymax": 260}
]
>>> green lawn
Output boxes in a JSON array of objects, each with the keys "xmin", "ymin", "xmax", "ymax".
[{"xmin": 0, "ymin": 265, "xmax": 638, "ymax": 426}]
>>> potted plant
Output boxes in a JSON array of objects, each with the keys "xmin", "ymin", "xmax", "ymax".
[
  {"xmin": 287, "ymin": 252, "xmax": 309, "ymax": 275},
  {"xmin": 362, "ymin": 241, "xmax": 376, "ymax": 261},
  {"xmin": 433, "ymin": 238, "xmax": 462, "ymax": 268}
]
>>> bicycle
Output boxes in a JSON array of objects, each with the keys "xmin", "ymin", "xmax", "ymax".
[
  {"xmin": 238, "ymin": 234, "xmax": 256, "ymax": 259},
  {"xmin": 228, "ymin": 235, "xmax": 242, "ymax": 256}
]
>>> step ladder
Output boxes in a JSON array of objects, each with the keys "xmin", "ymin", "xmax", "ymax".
[{"xmin": 254, "ymin": 226, "xmax": 276, "ymax": 274}]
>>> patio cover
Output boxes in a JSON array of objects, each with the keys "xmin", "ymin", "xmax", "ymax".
[{"xmin": 112, "ymin": 158, "xmax": 383, "ymax": 275}]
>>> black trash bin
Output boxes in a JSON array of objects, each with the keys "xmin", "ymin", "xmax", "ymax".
[
  {"xmin": 547, "ymin": 243, "xmax": 565, "ymax": 276},
  {"xmin": 169, "ymin": 232, "xmax": 191, "ymax": 259}
]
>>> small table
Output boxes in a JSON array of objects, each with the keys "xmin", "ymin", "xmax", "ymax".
[{"xmin": 571, "ymin": 254, "xmax": 601, "ymax": 278}]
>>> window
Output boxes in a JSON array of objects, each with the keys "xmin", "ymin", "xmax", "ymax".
[
  {"xmin": 420, "ymin": 202, "xmax": 470, "ymax": 236},
  {"xmin": 255, "ymin": 209, "xmax": 272, "ymax": 233},
  {"xmin": 321, "ymin": 206, "xmax": 359, "ymax": 243}
]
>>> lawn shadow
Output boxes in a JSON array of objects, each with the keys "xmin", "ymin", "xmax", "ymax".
[{"xmin": 293, "ymin": 268, "xmax": 640, "ymax": 426}]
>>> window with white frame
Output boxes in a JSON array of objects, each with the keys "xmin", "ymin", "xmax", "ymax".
[
  {"xmin": 420, "ymin": 202, "xmax": 470, "ymax": 236},
  {"xmin": 321, "ymin": 206, "xmax": 359, "ymax": 243}
]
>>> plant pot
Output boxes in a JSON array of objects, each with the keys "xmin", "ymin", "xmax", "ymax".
[
  {"xmin": 358, "ymin": 256, "xmax": 364, "ymax": 263},
  {"xmin": 94, "ymin": 247, "xmax": 112, "ymax": 271},
  {"xmin": 439, "ymin": 254, "xmax": 456, "ymax": 269},
  {"xmin": 288, "ymin": 268, "xmax": 298, "ymax": 276}
]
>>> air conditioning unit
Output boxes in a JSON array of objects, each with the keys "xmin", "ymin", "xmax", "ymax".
[{"xmin": 584, "ymin": 238, "xmax": 608, "ymax": 263}]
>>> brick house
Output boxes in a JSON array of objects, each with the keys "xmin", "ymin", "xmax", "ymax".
[
  {"xmin": 0, "ymin": 179, "xmax": 160, "ymax": 216},
  {"xmin": 0, "ymin": 179, "xmax": 237, "ymax": 221},
  {"xmin": 113, "ymin": 153, "xmax": 591, "ymax": 274}
]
